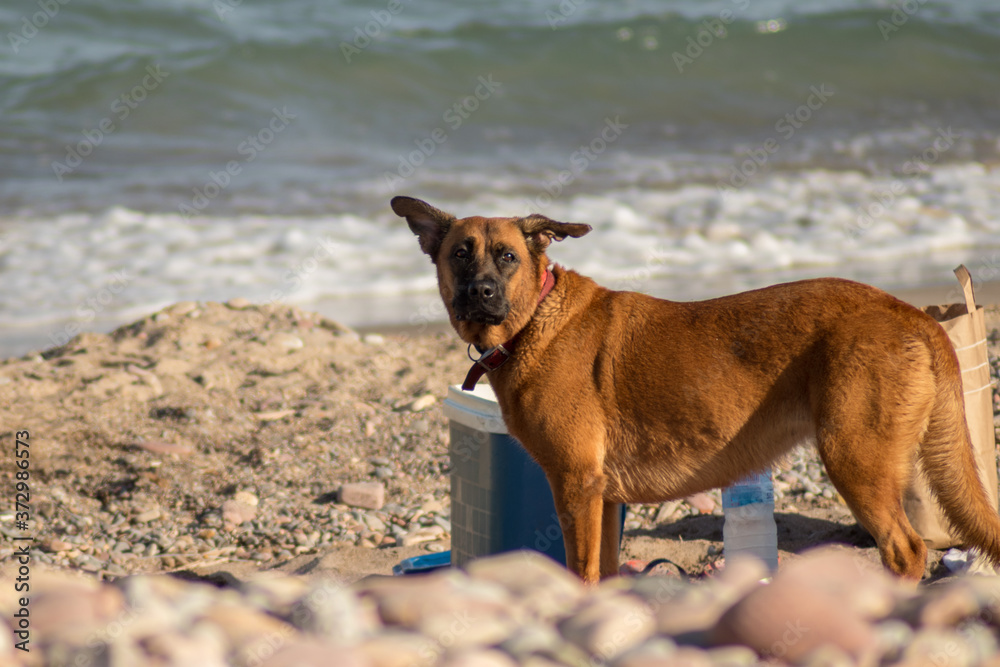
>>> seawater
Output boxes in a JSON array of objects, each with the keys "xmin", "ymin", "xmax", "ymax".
[{"xmin": 1, "ymin": 0, "xmax": 999, "ymax": 354}]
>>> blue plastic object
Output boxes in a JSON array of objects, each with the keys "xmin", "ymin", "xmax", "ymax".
[{"xmin": 392, "ymin": 550, "xmax": 452, "ymax": 576}]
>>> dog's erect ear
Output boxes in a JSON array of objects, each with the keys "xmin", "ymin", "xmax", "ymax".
[
  {"xmin": 518, "ymin": 214, "xmax": 592, "ymax": 253},
  {"xmin": 391, "ymin": 196, "xmax": 455, "ymax": 258}
]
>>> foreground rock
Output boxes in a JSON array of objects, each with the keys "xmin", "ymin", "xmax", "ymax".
[{"xmin": 5, "ymin": 549, "xmax": 1000, "ymax": 666}]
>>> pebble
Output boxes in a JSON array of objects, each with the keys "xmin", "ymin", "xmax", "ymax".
[
  {"xmin": 339, "ymin": 481, "xmax": 386, "ymax": 510},
  {"xmin": 362, "ymin": 333, "xmax": 385, "ymax": 345},
  {"xmin": 709, "ymin": 550, "xmax": 883, "ymax": 663},
  {"xmin": 407, "ymin": 394, "xmax": 437, "ymax": 412},
  {"xmin": 234, "ymin": 490, "xmax": 259, "ymax": 507},
  {"xmin": 222, "ymin": 498, "xmax": 258, "ymax": 525},
  {"xmin": 559, "ymin": 594, "xmax": 654, "ymax": 659},
  {"xmin": 270, "ymin": 332, "xmax": 304, "ymax": 350},
  {"xmin": 135, "ymin": 506, "xmax": 162, "ymax": 523},
  {"xmin": 400, "ymin": 526, "xmax": 445, "ymax": 547},
  {"xmin": 135, "ymin": 439, "xmax": 195, "ymax": 456},
  {"xmin": 685, "ymin": 492, "xmax": 716, "ymax": 514},
  {"xmin": 363, "ymin": 514, "xmax": 387, "ymax": 533},
  {"xmin": 655, "ymin": 499, "xmax": 682, "ymax": 523},
  {"xmin": 226, "ymin": 297, "xmax": 252, "ymax": 309},
  {"xmin": 43, "ymin": 538, "xmax": 73, "ymax": 552},
  {"xmin": 169, "ymin": 301, "xmax": 198, "ymax": 317}
]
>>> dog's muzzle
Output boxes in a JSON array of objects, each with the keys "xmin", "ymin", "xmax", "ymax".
[{"xmin": 453, "ymin": 278, "xmax": 509, "ymax": 324}]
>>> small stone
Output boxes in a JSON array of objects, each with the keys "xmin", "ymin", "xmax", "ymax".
[
  {"xmin": 374, "ymin": 466, "xmax": 395, "ymax": 479},
  {"xmin": 31, "ymin": 583, "xmax": 125, "ymax": 643},
  {"xmin": 362, "ymin": 333, "xmax": 385, "ymax": 345},
  {"xmin": 234, "ymin": 490, "xmax": 259, "ymax": 506},
  {"xmin": 500, "ymin": 624, "xmax": 565, "ymax": 660},
  {"xmin": 364, "ymin": 514, "xmax": 387, "ymax": 533},
  {"xmin": 198, "ymin": 529, "xmax": 217, "ymax": 540},
  {"xmin": 873, "ymin": 620, "xmax": 912, "ymax": 664},
  {"xmin": 135, "ymin": 439, "xmax": 195, "ymax": 456},
  {"xmin": 339, "ymin": 482, "xmax": 386, "ymax": 510},
  {"xmin": 901, "ymin": 630, "xmax": 975, "ymax": 667},
  {"xmin": 406, "ymin": 394, "xmax": 437, "ymax": 412},
  {"xmin": 135, "ymin": 507, "xmax": 161, "ymax": 523},
  {"xmin": 261, "ymin": 641, "xmax": 367, "ymax": 667},
  {"xmin": 382, "ymin": 503, "xmax": 406, "ymax": 517},
  {"xmin": 419, "ymin": 498, "xmax": 446, "ymax": 514},
  {"xmin": 222, "ymin": 499, "xmax": 258, "ymax": 525},
  {"xmin": 400, "ymin": 525, "xmax": 445, "ymax": 547},
  {"xmin": 270, "ymin": 332, "xmax": 304, "ymax": 350},
  {"xmin": 905, "ymin": 581, "xmax": 981, "ymax": 628},
  {"xmin": 203, "ymin": 337, "xmax": 223, "ymax": 350},
  {"xmin": 426, "ymin": 542, "xmax": 446, "ymax": 553},
  {"xmin": 709, "ymin": 550, "xmax": 882, "ymax": 663},
  {"xmin": 559, "ymin": 594, "xmax": 654, "ymax": 659},
  {"xmin": 705, "ymin": 645, "xmax": 758, "ymax": 666},
  {"xmin": 685, "ymin": 492, "xmax": 716, "ymax": 514},
  {"xmin": 226, "ymin": 297, "xmax": 252, "ymax": 310},
  {"xmin": 252, "ymin": 409, "xmax": 296, "ymax": 421},
  {"xmin": 439, "ymin": 649, "xmax": 519, "ymax": 667},
  {"xmin": 364, "ymin": 421, "xmax": 377, "ymax": 438},
  {"xmin": 634, "ymin": 557, "xmax": 765, "ymax": 636},
  {"xmin": 169, "ymin": 301, "xmax": 198, "ymax": 317},
  {"xmin": 466, "ymin": 551, "xmax": 585, "ymax": 620},
  {"xmin": 370, "ymin": 456, "xmax": 391, "ymax": 466},
  {"xmin": 655, "ymin": 500, "xmax": 682, "ymax": 523},
  {"xmin": 42, "ymin": 539, "xmax": 73, "ymax": 552}
]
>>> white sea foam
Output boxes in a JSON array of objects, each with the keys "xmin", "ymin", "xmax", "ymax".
[{"xmin": 2, "ymin": 161, "xmax": 999, "ymax": 354}]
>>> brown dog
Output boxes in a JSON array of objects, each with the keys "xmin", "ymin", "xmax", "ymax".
[{"xmin": 392, "ymin": 195, "xmax": 1000, "ymax": 583}]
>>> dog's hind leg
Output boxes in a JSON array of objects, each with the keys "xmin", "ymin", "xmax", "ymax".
[
  {"xmin": 813, "ymin": 391, "xmax": 931, "ymax": 579},
  {"xmin": 818, "ymin": 434, "xmax": 927, "ymax": 580}
]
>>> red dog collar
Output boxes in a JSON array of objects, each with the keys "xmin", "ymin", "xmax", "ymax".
[{"xmin": 461, "ymin": 269, "xmax": 555, "ymax": 391}]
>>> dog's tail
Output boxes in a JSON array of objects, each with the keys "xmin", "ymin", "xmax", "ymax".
[{"xmin": 919, "ymin": 331, "xmax": 1000, "ymax": 564}]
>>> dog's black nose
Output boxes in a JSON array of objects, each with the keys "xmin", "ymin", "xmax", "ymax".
[{"xmin": 468, "ymin": 280, "xmax": 497, "ymax": 300}]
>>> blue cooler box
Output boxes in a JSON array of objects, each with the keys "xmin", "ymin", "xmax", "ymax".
[
  {"xmin": 444, "ymin": 383, "xmax": 568, "ymax": 566},
  {"xmin": 445, "ymin": 384, "xmax": 628, "ymax": 568}
]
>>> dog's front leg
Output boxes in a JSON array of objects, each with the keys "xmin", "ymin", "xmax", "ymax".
[
  {"xmin": 599, "ymin": 501, "xmax": 621, "ymax": 579},
  {"xmin": 550, "ymin": 470, "xmax": 606, "ymax": 584}
]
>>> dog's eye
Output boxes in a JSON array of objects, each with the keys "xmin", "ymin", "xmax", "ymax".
[
  {"xmin": 454, "ymin": 248, "xmax": 469, "ymax": 259},
  {"xmin": 501, "ymin": 252, "xmax": 516, "ymax": 263}
]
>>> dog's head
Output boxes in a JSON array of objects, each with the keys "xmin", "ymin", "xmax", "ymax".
[{"xmin": 391, "ymin": 196, "xmax": 591, "ymax": 348}]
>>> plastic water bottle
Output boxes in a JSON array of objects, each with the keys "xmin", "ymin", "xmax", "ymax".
[{"xmin": 722, "ymin": 471, "xmax": 778, "ymax": 571}]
